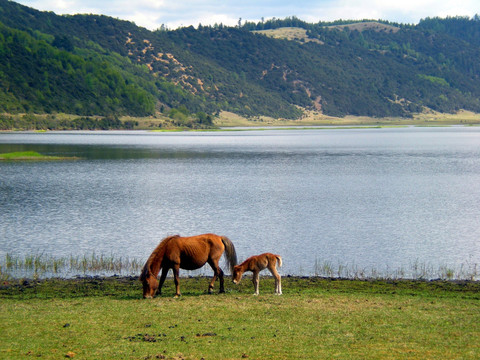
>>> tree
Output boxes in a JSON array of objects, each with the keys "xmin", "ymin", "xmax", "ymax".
[{"xmin": 52, "ymin": 35, "xmax": 74, "ymax": 51}]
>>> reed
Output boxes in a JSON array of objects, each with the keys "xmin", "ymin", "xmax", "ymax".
[
  {"xmin": 0, "ymin": 253, "xmax": 144, "ymax": 279},
  {"xmin": 1, "ymin": 253, "xmax": 478, "ymax": 281},
  {"xmin": 313, "ymin": 258, "xmax": 479, "ymax": 281}
]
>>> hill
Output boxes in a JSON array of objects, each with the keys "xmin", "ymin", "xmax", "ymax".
[{"xmin": 0, "ymin": 0, "xmax": 480, "ymax": 128}]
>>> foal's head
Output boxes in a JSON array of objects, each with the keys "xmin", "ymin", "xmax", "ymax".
[
  {"xmin": 232, "ymin": 265, "xmax": 244, "ymax": 284},
  {"xmin": 141, "ymin": 273, "xmax": 159, "ymax": 299}
]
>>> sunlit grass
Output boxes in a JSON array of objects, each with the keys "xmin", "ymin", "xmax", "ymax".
[
  {"xmin": 215, "ymin": 109, "xmax": 480, "ymax": 128},
  {"xmin": 1, "ymin": 277, "xmax": 479, "ymax": 359},
  {"xmin": 0, "ymin": 151, "xmax": 76, "ymax": 161},
  {"xmin": 0, "ymin": 151, "xmax": 46, "ymax": 159}
]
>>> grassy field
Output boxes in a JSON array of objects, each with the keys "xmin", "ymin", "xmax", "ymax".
[
  {"xmin": 1, "ymin": 276, "xmax": 479, "ymax": 359},
  {"xmin": 214, "ymin": 110, "xmax": 480, "ymax": 128}
]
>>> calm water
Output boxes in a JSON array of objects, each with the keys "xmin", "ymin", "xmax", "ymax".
[{"xmin": 1, "ymin": 127, "xmax": 479, "ymax": 279}]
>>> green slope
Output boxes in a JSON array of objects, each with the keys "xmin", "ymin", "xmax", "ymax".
[{"xmin": 0, "ymin": 0, "xmax": 479, "ymax": 120}]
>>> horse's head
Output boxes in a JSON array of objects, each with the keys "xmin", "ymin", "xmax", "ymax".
[
  {"xmin": 232, "ymin": 265, "xmax": 243, "ymax": 284},
  {"xmin": 141, "ymin": 273, "xmax": 159, "ymax": 299}
]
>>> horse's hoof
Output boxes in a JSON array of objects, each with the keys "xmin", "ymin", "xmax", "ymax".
[
  {"xmin": 219, "ymin": 289, "xmax": 225, "ymax": 294},
  {"xmin": 174, "ymin": 294, "xmax": 181, "ymax": 298}
]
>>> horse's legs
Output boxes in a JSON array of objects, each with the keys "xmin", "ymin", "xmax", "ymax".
[
  {"xmin": 252, "ymin": 271, "xmax": 260, "ymax": 295},
  {"xmin": 218, "ymin": 267, "xmax": 225, "ymax": 293},
  {"xmin": 157, "ymin": 267, "xmax": 169, "ymax": 296},
  {"xmin": 207, "ymin": 259, "xmax": 225, "ymax": 294},
  {"xmin": 269, "ymin": 264, "xmax": 282, "ymax": 295},
  {"xmin": 172, "ymin": 264, "xmax": 181, "ymax": 297}
]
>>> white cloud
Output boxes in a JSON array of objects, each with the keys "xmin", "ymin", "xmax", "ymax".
[
  {"xmin": 299, "ymin": 0, "xmax": 479, "ymax": 24},
  {"xmin": 14, "ymin": 0, "xmax": 480, "ymax": 30}
]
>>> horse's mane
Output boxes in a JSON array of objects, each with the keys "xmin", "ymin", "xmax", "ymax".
[{"xmin": 140, "ymin": 235, "xmax": 180, "ymax": 281}]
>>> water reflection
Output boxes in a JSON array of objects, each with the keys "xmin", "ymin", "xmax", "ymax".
[{"xmin": 1, "ymin": 128, "xmax": 479, "ymax": 279}]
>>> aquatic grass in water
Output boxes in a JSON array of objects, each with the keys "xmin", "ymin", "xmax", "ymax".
[
  {"xmin": 1, "ymin": 253, "xmax": 478, "ymax": 281},
  {"xmin": 0, "ymin": 151, "xmax": 78, "ymax": 161},
  {"xmin": 0, "ymin": 253, "xmax": 144, "ymax": 280},
  {"xmin": 0, "ymin": 151, "xmax": 45, "ymax": 159},
  {"xmin": 313, "ymin": 258, "xmax": 479, "ymax": 281}
]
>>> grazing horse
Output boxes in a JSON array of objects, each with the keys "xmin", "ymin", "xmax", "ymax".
[
  {"xmin": 232, "ymin": 253, "xmax": 282, "ymax": 295},
  {"xmin": 140, "ymin": 233, "xmax": 237, "ymax": 298}
]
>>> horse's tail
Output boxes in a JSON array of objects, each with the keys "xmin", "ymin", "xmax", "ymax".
[
  {"xmin": 276, "ymin": 255, "xmax": 283, "ymax": 268},
  {"xmin": 221, "ymin": 236, "xmax": 238, "ymax": 274}
]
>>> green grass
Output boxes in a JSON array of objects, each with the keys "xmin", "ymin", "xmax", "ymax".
[
  {"xmin": 1, "ymin": 277, "xmax": 479, "ymax": 359},
  {"xmin": 0, "ymin": 151, "xmax": 76, "ymax": 161}
]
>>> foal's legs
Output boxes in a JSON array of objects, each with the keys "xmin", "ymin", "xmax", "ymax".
[
  {"xmin": 268, "ymin": 264, "xmax": 282, "ymax": 295},
  {"xmin": 252, "ymin": 270, "xmax": 260, "ymax": 295}
]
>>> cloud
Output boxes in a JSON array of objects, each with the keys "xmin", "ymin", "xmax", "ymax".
[{"xmin": 14, "ymin": 0, "xmax": 480, "ymax": 30}]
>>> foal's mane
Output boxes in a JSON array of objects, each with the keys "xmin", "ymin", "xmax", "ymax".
[{"xmin": 140, "ymin": 235, "xmax": 179, "ymax": 281}]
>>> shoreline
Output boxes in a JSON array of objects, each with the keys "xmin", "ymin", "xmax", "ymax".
[
  {"xmin": 3, "ymin": 273, "xmax": 480, "ymax": 282},
  {"xmin": 2, "ymin": 275, "xmax": 479, "ymax": 300},
  {"xmin": 1, "ymin": 123, "xmax": 479, "ymax": 135},
  {"xmin": 2, "ymin": 110, "xmax": 480, "ymax": 131}
]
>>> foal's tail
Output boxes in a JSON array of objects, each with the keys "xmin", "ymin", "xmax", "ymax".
[
  {"xmin": 221, "ymin": 236, "xmax": 238, "ymax": 274},
  {"xmin": 276, "ymin": 255, "xmax": 283, "ymax": 268}
]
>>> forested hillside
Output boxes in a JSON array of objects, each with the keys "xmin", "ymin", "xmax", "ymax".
[{"xmin": 0, "ymin": 0, "xmax": 479, "ymax": 127}]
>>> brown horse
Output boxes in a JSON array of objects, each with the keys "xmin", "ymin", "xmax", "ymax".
[
  {"xmin": 232, "ymin": 253, "xmax": 282, "ymax": 295},
  {"xmin": 140, "ymin": 233, "xmax": 237, "ymax": 298}
]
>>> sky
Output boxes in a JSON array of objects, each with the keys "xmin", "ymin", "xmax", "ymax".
[{"xmin": 14, "ymin": 0, "xmax": 480, "ymax": 30}]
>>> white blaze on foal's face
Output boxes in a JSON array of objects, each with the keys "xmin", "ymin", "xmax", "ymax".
[{"xmin": 232, "ymin": 267, "xmax": 243, "ymax": 284}]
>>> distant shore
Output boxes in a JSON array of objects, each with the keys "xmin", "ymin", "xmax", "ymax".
[
  {"xmin": 2, "ymin": 110, "xmax": 480, "ymax": 131},
  {"xmin": 214, "ymin": 109, "xmax": 480, "ymax": 127}
]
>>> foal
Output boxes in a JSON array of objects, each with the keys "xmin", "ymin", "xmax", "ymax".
[{"xmin": 232, "ymin": 253, "xmax": 282, "ymax": 295}]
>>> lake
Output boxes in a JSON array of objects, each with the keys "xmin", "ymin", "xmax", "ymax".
[{"xmin": 1, "ymin": 127, "xmax": 479, "ymax": 279}]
